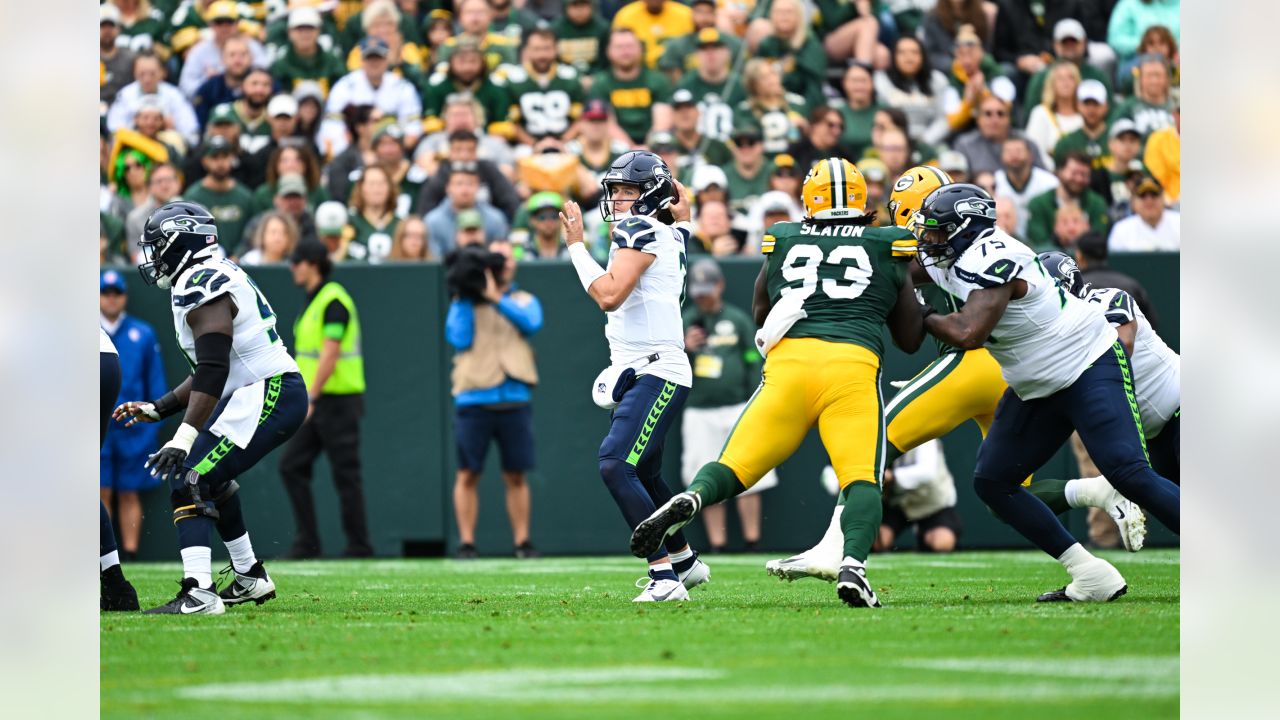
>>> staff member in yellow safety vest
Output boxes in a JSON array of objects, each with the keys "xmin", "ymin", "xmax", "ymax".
[{"xmin": 279, "ymin": 241, "xmax": 373, "ymax": 558}]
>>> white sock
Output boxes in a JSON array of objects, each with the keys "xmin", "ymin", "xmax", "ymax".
[
  {"xmin": 668, "ymin": 546, "xmax": 693, "ymax": 564},
  {"xmin": 842, "ymin": 555, "xmax": 865, "ymax": 569},
  {"xmin": 100, "ymin": 550, "xmax": 120, "ymax": 572},
  {"xmin": 648, "ymin": 561, "xmax": 675, "ymax": 578},
  {"xmin": 813, "ymin": 505, "xmax": 844, "ymax": 555},
  {"xmin": 180, "ymin": 546, "xmax": 213, "ymax": 588},
  {"xmin": 224, "ymin": 532, "xmax": 258, "ymax": 574},
  {"xmin": 1064, "ymin": 476, "xmax": 1107, "ymax": 508},
  {"xmin": 1056, "ymin": 543, "xmax": 1095, "ymax": 576}
]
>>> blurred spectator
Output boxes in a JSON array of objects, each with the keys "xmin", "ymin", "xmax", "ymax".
[
  {"xmin": 723, "ymin": 122, "xmax": 773, "ymax": 216},
  {"xmin": 675, "ymin": 31, "xmax": 742, "ymax": 143},
  {"xmin": 517, "ymin": 192, "xmax": 567, "ymax": 260},
  {"xmin": 168, "ymin": 0, "xmax": 263, "ymax": 58},
  {"xmin": 281, "ymin": 241, "xmax": 373, "ymax": 559},
  {"xmin": 325, "ymin": 104, "xmax": 377, "ymax": 203},
  {"xmin": 240, "ymin": 211, "xmax": 301, "ymax": 265},
  {"xmin": 183, "ymin": 103, "xmax": 249, "ymax": 185},
  {"xmin": 99, "ymin": 269, "xmax": 166, "ymax": 562},
  {"xmin": 554, "ymin": 0, "xmax": 611, "ymax": 77},
  {"xmin": 293, "ymin": 82, "xmax": 326, "ymax": 150},
  {"xmin": 669, "ymin": 90, "xmax": 732, "ymax": 171},
  {"xmin": 416, "ymin": 94, "xmax": 517, "ymax": 177},
  {"xmin": 756, "ymin": 0, "xmax": 828, "ymax": 108},
  {"xmin": 858, "ymin": 158, "xmax": 890, "ymax": 220},
  {"xmin": 589, "ymin": 29, "xmax": 673, "ymax": 144},
  {"xmin": 343, "ymin": 0, "xmax": 429, "ymax": 92},
  {"xmin": 814, "ymin": 0, "xmax": 881, "ymax": 66},
  {"xmin": 438, "ymin": 0, "xmax": 520, "ymax": 71},
  {"xmin": 1051, "ymin": 203, "xmax": 1089, "ymax": 250},
  {"xmin": 1074, "ymin": 230, "xmax": 1160, "ymax": 325},
  {"xmin": 421, "ymin": 40, "xmax": 512, "ymax": 139},
  {"xmin": 216, "ymin": 68, "xmax": 276, "ymax": 159},
  {"xmin": 564, "ymin": 100, "xmax": 630, "ymax": 186},
  {"xmin": 502, "ymin": 28, "xmax": 585, "ymax": 145},
  {"xmin": 681, "ymin": 258, "xmax": 771, "ymax": 551},
  {"xmin": 767, "ymin": 154, "xmax": 801, "ymax": 202},
  {"xmin": 1025, "ymin": 151, "xmax": 1110, "ymax": 251},
  {"xmin": 191, "ymin": 36, "xmax": 254, "ymax": 129},
  {"xmin": 489, "ymin": 0, "xmax": 541, "ymax": 43},
  {"xmin": 389, "ymin": 216, "xmax": 432, "ymax": 261},
  {"xmin": 659, "ymin": 0, "xmax": 742, "ymax": 82},
  {"xmin": 943, "ymin": 24, "xmax": 998, "ymax": 136},
  {"xmin": 243, "ymin": 96, "xmax": 316, "ymax": 191},
  {"xmin": 737, "ymin": 59, "xmax": 805, "ymax": 158},
  {"xmin": 994, "ymin": 136, "xmax": 1059, "ymax": 240},
  {"xmin": 1024, "ymin": 62, "xmax": 1083, "ymax": 169},
  {"xmin": 108, "ymin": 54, "xmax": 200, "ymax": 147},
  {"xmin": 994, "ymin": 194, "xmax": 1019, "ymax": 239},
  {"xmin": 953, "ymin": 93, "xmax": 1044, "ymax": 176},
  {"xmin": 1108, "ymin": 176, "xmax": 1179, "ymax": 252},
  {"xmin": 177, "ymin": 1, "xmax": 268, "ymax": 99},
  {"xmin": 246, "ymin": 173, "xmax": 321, "ymax": 249},
  {"xmin": 315, "ymin": 200, "xmax": 364, "ymax": 262},
  {"xmin": 423, "ymin": 10, "xmax": 457, "ymax": 68},
  {"xmin": 691, "ymin": 164, "xmax": 729, "ymax": 208},
  {"xmin": 1114, "ymin": 55, "xmax": 1175, "ymax": 139},
  {"xmin": 340, "ymin": 0, "xmax": 428, "ymax": 56},
  {"xmin": 1117, "ymin": 24, "xmax": 1179, "ymax": 95},
  {"xmin": 870, "ymin": 107, "xmax": 940, "ymax": 168},
  {"xmin": 270, "ymin": 7, "xmax": 347, "ymax": 96},
  {"xmin": 1143, "ymin": 104, "xmax": 1180, "ymax": 206},
  {"xmin": 105, "ymin": 0, "xmax": 170, "ymax": 56},
  {"xmin": 874, "ymin": 440, "xmax": 960, "ymax": 553},
  {"xmin": 987, "ymin": 0, "xmax": 1048, "ymax": 77},
  {"xmin": 1022, "ymin": 19, "xmax": 1113, "ymax": 121},
  {"xmin": 183, "ymin": 136, "xmax": 256, "ymax": 252},
  {"xmin": 1053, "ymin": 79, "xmax": 1111, "ymax": 170},
  {"xmin": 1107, "ymin": 0, "xmax": 1180, "ymax": 62},
  {"xmin": 874, "ymin": 36, "xmax": 951, "ymax": 146},
  {"xmin": 650, "ymin": 132, "xmax": 684, "ymax": 183},
  {"xmin": 612, "ymin": 0, "xmax": 695, "ymax": 70},
  {"xmin": 122, "ymin": 93, "xmax": 185, "ymax": 159},
  {"xmin": 101, "ymin": 223, "xmax": 128, "ymax": 267},
  {"xmin": 789, "ymin": 107, "xmax": 857, "ymax": 180},
  {"xmin": 744, "ymin": 190, "xmax": 803, "ymax": 253},
  {"xmin": 938, "ymin": 150, "xmax": 970, "ymax": 184},
  {"xmin": 426, "ymin": 166, "xmax": 511, "ymax": 257},
  {"xmin": 873, "ymin": 126, "xmax": 912, "ymax": 182},
  {"xmin": 1094, "ymin": 119, "xmax": 1144, "ymax": 217},
  {"xmin": 444, "ymin": 241, "xmax": 543, "ymax": 559},
  {"xmin": 454, "ymin": 210, "xmax": 490, "ymax": 248},
  {"xmin": 348, "ymin": 164, "xmax": 401, "ymax": 263},
  {"xmin": 832, "ymin": 62, "xmax": 881, "ymax": 159},
  {"xmin": 419, "ymin": 130, "xmax": 521, "ymax": 219},
  {"xmin": 100, "ymin": 5, "xmax": 138, "ymax": 105},
  {"xmin": 109, "ymin": 149, "xmax": 154, "ymax": 218},
  {"xmin": 690, "ymin": 200, "xmax": 738, "ymax": 256},
  {"xmin": 125, "ymin": 162, "xmax": 183, "ymax": 257},
  {"xmin": 321, "ymin": 37, "xmax": 423, "ymax": 157},
  {"xmin": 921, "ymin": 0, "xmax": 990, "ymax": 72}
]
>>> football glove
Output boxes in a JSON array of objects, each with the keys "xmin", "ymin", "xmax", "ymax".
[{"xmin": 146, "ymin": 423, "xmax": 199, "ymax": 483}]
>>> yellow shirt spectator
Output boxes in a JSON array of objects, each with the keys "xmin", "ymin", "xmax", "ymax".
[
  {"xmin": 1143, "ymin": 124, "xmax": 1180, "ymax": 205},
  {"xmin": 613, "ymin": 0, "xmax": 695, "ymax": 69}
]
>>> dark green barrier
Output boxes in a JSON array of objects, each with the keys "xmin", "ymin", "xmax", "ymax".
[{"xmin": 116, "ymin": 252, "xmax": 1177, "ymax": 559}]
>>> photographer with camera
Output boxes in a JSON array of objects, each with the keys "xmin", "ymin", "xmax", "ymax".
[{"xmin": 444, "ymin": 240, "xmax": 544, "ymax": 559}]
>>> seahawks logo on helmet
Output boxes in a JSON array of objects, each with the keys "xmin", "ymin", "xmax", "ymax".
[
  {"xmin": 954, "ymin": 197, "xmax": 997, "ymax": 220},
  {"xmin": 159, "ymin": 216, "xmax": 218, "ymax": 239}
]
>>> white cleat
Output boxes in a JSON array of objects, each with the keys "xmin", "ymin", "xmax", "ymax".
[
  {"xmin": 765, "ymin": 552, "xmax": 839, "ymax": 583},
  {"xmin": 633, "ymin": 578, "xmax": 691, "ymax": 602},
  {"xmin": 678, "ymin": 558, "xmax": 711, "ymax": 591},
  {"xmin": 218, "ymin": 562, "xmax": 278, "ymax": 606},
  {"xmin": 1038, "ymin": 557, "xmax": 1128, "ymax": 603},
  {"xmin": 1100, "ymin": 487, "xmax": 1147, "ymax": 553}
]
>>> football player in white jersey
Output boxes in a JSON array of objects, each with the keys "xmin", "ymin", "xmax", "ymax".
[
  {"xmin": 112, "ymin": 201, "xmax": 308, "ymax": 615},
  {"xmin": 558, "ymin": 150, "xmax": 711, "ymax": 602},
  {"xmin": 911, "ymin": 184, "xmax": 1180, "ymax": 602},
  {"xmin": 101, "ymin": 329, "xmax": 139, "ymax": 611}
]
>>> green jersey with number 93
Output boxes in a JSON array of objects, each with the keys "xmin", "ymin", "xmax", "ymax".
[{"xmin": 761, "ymin": 221, "xmax": 915, "ymax": 358}]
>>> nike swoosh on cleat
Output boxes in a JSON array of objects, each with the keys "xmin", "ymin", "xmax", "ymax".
[
  {"xmin": 1115, "ymin": 506, "xmax": 1126, "ymax": 520},
  {"xmin": 180, "ymin": 602, "xmax": 208, "ymax": 614}
]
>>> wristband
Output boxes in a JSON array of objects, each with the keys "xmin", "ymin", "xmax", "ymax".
[
  {"xmin": 152, "ymin": 392, "xmax": 184, "ymax": 419},
  {"xmin": 167, "ymin": 423, "xmax": 200, "ymax": 454},
  {"xmin": 568, "ymin": 242, "xmax": 606, "ymax": 293}
]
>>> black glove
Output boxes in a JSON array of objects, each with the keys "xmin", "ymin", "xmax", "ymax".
[{"xmin": 146, "ymin": 446, "xmax": 189, "ymax": 484}]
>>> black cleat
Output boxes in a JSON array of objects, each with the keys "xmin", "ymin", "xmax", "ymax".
[
  {"xmin": 218, "ymin": 562, "xmax": 277, "ymax": 606},
  {"xmin": 1036, "ymin": 584, "xmax": 1128, "ymax": 603},
  {"xmin": 515, "ymin": 541, "xmax": 539, "ymax": 559},
  {"xmin": 836, "ymin": 563, "xmax": 882, "ymax": 608},
  {"xmin": 145, "ymin": 577, "xmax": 225, "ymax": 615},
  {"xmin": 456, "ymin": 543, "xmax": 479, "ymax": 560},
  {"xmin": 100, "ymin": 566, "xmax": 139, "ymax": 612},
  {"xmin": 630, "ymin": 492, "xmax": 701, "ymax": 559}
]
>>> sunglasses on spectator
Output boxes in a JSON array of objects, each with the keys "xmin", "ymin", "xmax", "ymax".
[
  {"xmin": 733, "ymin": 137, "xmax": 761, "ymax": 147},
  {"xmin": 212, "ymin": 18, "xmax": 236, "ymax": 25},
  {"xmin": 533, "ymin": 210, "xmax": 559, "ymax": 220},
  {"xmin": 1136, "ymin": 190, "xmax": 1161, "ymax": 199}
]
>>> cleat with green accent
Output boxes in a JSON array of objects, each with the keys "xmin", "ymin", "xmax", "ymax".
[
  {"xmin": 630, "ymin": 492, "xmax": 701, "ymax": 558},
  {"xmin": 146, "ymin": 577, "xmax": 225, "ymax": 615},
  {"xmin": 836, "ymin": 560, "xmax": 881, "ymax": 608},
  {"xmin": 217, "ymin": 562, "xmax": 277, "ymax": 606}
]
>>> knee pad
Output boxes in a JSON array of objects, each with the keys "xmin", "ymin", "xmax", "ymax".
[
  {"xmin": 169, "ymin": 470, "xmax": 220, "ymax": 522},
  {"xmin": 211, "ymin": 479, "xmax": 240, "ymax": 506}
]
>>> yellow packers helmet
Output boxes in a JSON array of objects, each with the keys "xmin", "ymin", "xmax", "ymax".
[
  {"xmin": 802, "ymin": 157, "xmax": 867, "ymax": 220},
  {"xmin": 887, "ymin": 165, "xmax": 953, "ymax": 229}
]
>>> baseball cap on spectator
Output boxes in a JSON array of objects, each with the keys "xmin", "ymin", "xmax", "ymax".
[
  {"xmin": 457, "ymin": 208, "xmax": 484, "ymax": 230},
  {"xmin": 691, "ymin": 0, "xmax": 716, "ymax": 7},
  {"xmin": 208, "ymin": 103, "xmax": 238, "ymax": 126},
  {"xmin": 1134, "ymin": 175, "xmax": 1162, "ymax": 196},
  {"xmin": 374, "ymin": 122, "xmax": 405, "ymax": 145},
  {"xmin": 100, "ymin": 3, "xmax": 121, "ymax": 25},
  {"xmin": 688, "ymin": 258, "xmax": 723, "ymax": 297},
  {"xmin": 857, "ymin": 157, "xmax": 888, "ymax": 185},
  {"xmin": 1054, "ymin": 18, "xmax": 1087, "ymax": 43},
  {"xmin": 771, "ymin": 153, "xmax": 798, "ymax": 177},
  {"xmin": 649, "ymin": 131, "xmax": 679, "ymax": 152},
  {"xmin": 137, "ymin": 94, "xmax": 165, "ymax": 114},
  {"xmin": 203, "ymin": 135, "xmax": 235, "ymax": 156},
  {"xmin": 293, "ymin": 81, "xmax": 324, "ymax": 104},
  {"xmin": 528, "ymin": 192, "xmax": 563, "ymax": 214},
  {"xmin": 954, "ymin": 23, "xmax": 981, "ymax": 47},
  {"xmin": 671, "ymin": 89, "xmax": 696, "ymax": 108},
  {"xmin": 697, "ymin": 28, "xmax": 727, "ymax": 48},
  {"xmin": 276, "ymin": 173, "xmax": 308, "ymax": 198},
  {"xmin": 760, "ymin": 192, "xmax": 794, "ymax": 215},
  {"xmin": 452, "ymin": 36, "xmax": 483, "ymax": 54},
  {"xmin": 692, "ymin": 164, "xmax": 729, "ymax": 192},
  {"xmin": 938, "ymin": 150, "xmax": 969, "ymax": 176},
  {"xmin": 582, "ymin": 99, "xmax": 610, "ymax": 121},
  {"xmin": 288, "ymin": 7, "xmax": 322, "ymax": 29},
  {"xmin": 988, "ymin": 75, "xmax": 1017, "ymax": 105},
  {"xmin": 360, "ymin": 36, "xmax": 390, "ymax": 59},
  {"xmin": 730, "ymin": 118, "xmax": 763, "ymax": 145},
  {"xmin": 100, "ymin": 269, "xmax": 127, "ymax": 293},
  {"xmin": 207, "ymin": 1, "xmax": 238, "ymax": 22},
  {"xmin": 315, "ymin": 201, "xmax": 349, "ymax": 235},
  {"xmin": 1077, "ymin": 79, "xmax": 1107, "ymax": 105},
  {"xmin": 268, "ymin": 94, "xmax": 298, "ymax": 118},
  {"xmin": 1109, "ymin": 118, "xmax": 1140, "ymax": 140}
]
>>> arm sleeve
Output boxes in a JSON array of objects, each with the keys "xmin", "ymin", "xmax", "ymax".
[
  {"xmin": 445, "ymin": 299, "xmax": 475, "ymax": 350},
  {"xmin": 496, "ymin": 293, "xmax": 544, "ymax": 336},
  {"xmin": 321, "ymin": 299, "xmax": 350, "ymax": 340}
]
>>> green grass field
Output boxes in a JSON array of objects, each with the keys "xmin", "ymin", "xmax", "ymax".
[{"xmin": 101, "ymin": 550, "xmax": 1178, "ymax": 719}]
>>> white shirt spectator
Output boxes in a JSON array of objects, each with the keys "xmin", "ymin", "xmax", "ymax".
[
  {"xmin": 994, "ymin": 167, "xmax": 1059, "ymax": 239},
  {"xmin": 1023, "ymin": 106, "xmax": 1084, "ymax": 169},
  {"xmin": 872, "ymin": 69, "xmax": 953, "ymax": 145},
  {"xmin": 178, "ymin": 36, "xmax": 269, "ymax": 98},
  {"xmin": 1109, "ymin": 209, "xmax": 1180, "ymax": 252},
  {"xmin": 741, "ymin": 190, "xmax": 803, "ymax": 253},
  {"xmin": 320, "ymin": 70, "xmax": 423, "ymax": 157},
  {"xmin": 107, "ymin": 81, "xmax": 200, "ymax": 146},
  {"xmin": 886, "ymin": 439, "xmax": 956, "ymax": 522}
]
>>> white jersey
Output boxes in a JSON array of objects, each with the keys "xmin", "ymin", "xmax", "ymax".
[
  {"xmin": 926, "ymin": 228, "xmax": 1116, "ymax": 400},
  {"xmin": 100, "ymin": 327, "xmax": 118, "ymax": 355},
  {"xmin": 602, "ymin": 215, "xmax": 693, "ymax": 387},
  {"xmin": 1084, "ymin": 287, "xmax": 1180, "ymax": 437},
  {"xmin": 171, "ymin": 257, "xmax": 299, "ymax": 401}
]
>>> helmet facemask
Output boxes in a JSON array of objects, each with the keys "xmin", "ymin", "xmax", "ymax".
[
  {"xmin": 597, "ymin": 154, "xmax": 676, "ymax": 223},
  {"xmin": 137, "ymin": 216, "xmax": 219, "ymax": 289}
]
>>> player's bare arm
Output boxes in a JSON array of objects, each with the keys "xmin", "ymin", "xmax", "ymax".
[
  {"xmin": 923, "ymin": 281, "xmax": 1024, "ymax": 350},
  {"xmin": 751, "ymin": 260, "xmax": 771, "ymax": 327},
  {"xmin": 1116, "ymin": 320, "xmax": 1137, "ymax": 357},
  {"xmin": 887, "ymin": 274, "xmax": 926, "ymax": 353},
  {"xmin": 560, "ymin": 199, "xmax": 657, "ymax": 312},
  {"xmin": 908, "ymin": 257, "xmax": 933, "ymax": 286},
  {"xmin": 113, "ymin": 376, "xmax": 192, "ymax": 428}
]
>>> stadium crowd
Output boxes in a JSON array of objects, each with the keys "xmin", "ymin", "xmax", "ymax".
[{"xmin": 99, "ymin": 0, "xmax": 1181, "ymax": 270}]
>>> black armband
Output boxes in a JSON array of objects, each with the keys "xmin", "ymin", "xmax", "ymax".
[
  {"xmin": 152, "ymin": 392, "xmax": 185, "ymax": 419},
  {"xmin": 191, "ymin": 332, "xmax": 233, "ymax": 397}
]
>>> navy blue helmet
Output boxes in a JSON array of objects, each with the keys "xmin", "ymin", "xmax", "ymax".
[
  {"xmin": 598, "ymin": 150, "xmax": 677, "ymax": 222},
  {"xmin": 138, "ymin": 200, "xmax": 221, "ymax": 289},
  {"xmin": 912, "ymin": 183, "xmax": 997, "ymax": 267},
  {"xmin": 1038, "ymin": 251, "xmax": 1090, "ymax": 298}
]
